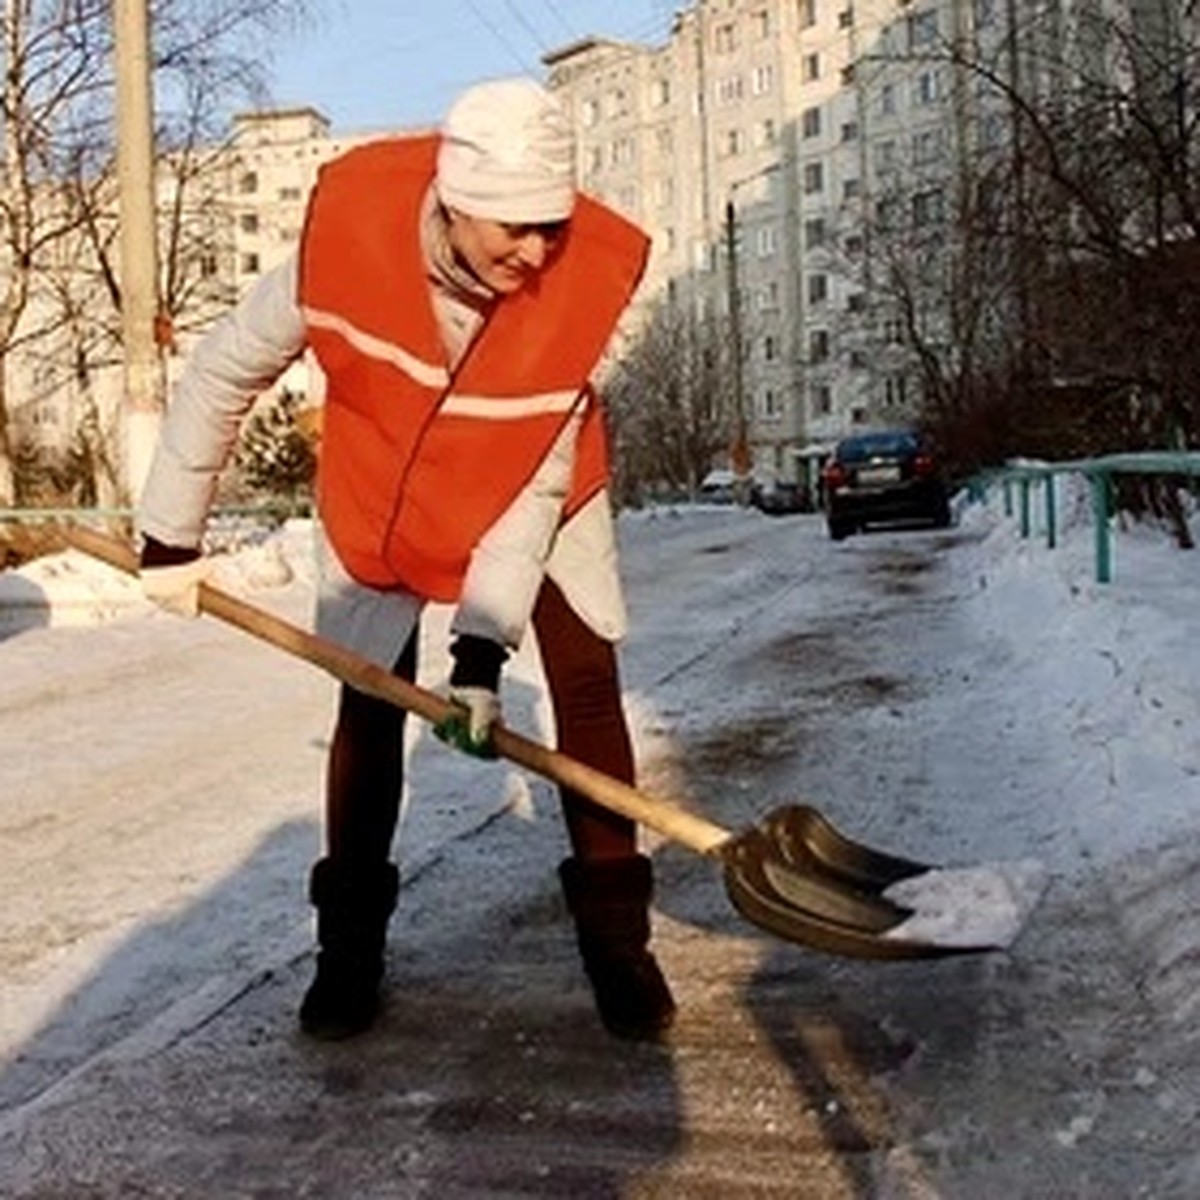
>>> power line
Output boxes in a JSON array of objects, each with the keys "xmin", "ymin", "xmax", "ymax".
[
  {"xmin": 530, "ymin": 0, "xmax": 577, "ymax": 41},
  {"xmin": 459, "ymin": 0, "xmax": 539, "ymax": 74},
  {"xmin": 497, "ymin": 0, "xmax": 554, "ymax": 54}
]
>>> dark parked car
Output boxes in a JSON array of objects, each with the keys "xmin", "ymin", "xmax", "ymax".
[{"xmin": 821, "ymin": 429, "xmax": 951, "ymax": 540}]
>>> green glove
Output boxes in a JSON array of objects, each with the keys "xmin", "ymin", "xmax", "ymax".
[{"xmin": 433, "ymin": 635, "xmax": 508, "ymax": 759}]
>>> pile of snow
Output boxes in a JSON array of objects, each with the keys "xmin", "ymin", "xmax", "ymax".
[{"xmin": 883, "ymin": 859, "xmax": 1050, "ymax": 949}]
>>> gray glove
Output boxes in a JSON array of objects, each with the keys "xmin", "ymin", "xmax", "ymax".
[{"xmin": 139, "ymin": 535, "xmax": 209, "ymax": 618}]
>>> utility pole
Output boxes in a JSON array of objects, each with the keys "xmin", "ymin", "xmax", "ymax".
[
  {"xmin": 724, "ymin": 197, "xmax": 749, "ymax": 488},
  {"xmin": 113, "ymin": 0, "xmax": 164, "ymax": 505}
]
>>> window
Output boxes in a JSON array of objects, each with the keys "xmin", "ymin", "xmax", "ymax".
[
  {"xmin": 650, "ymin": 78, "xmax": 671, "ymax": 107},
  {"xmin": 841, "ymin": 120, "xmax": 859, "ymax": 141},
  {"xmin": 807, "ymin": 273, "xmax": 829, "ymax": 304},
  {"xmin": 838, "ymin": 7, "xmax": 854, "ymax": 27},
  {"xmin": 756, "ymin": 225, "xmax": 779, "ymax": 257},
  {"xmin": 763, "ymin": 334, "xmax": 779, "ymax": 361},
  {"xmin": 278, "ymin": 186, "xmax": 302, "ymax": 201},
  {"xmin": 723, "ymin": 128, "xmax": 745, "ymax": 157},
  {"xmin": 760, "ymin": 387, "xmax": 783, "ymax": 419},
  {"xmin": 908, "ymin": 10, "xmax": 938, "ymax": 48},
  {"xmin": 913, "ymin": 128, "xmax": 941, "ymax": 164},
  {"xmin": 802, "ymin": 161, "xmax": 824, "ymax": 193},
  {"xmin": 874, "ymin": 138, "xmax": 898, "ymax": 171},
  {"xmin": 582, "ymin": 98, "xmax": 600, "ymax": 127},
  {"xmin": 802, "ymin": 53, "xmax": 820, "ymax": 82},
  {"xmin": 802, "ymin": 106, "xmax": 822, "ymax": 138},
  {"xmin": 200, "ymin": 253, "xmax": 218, "ymax": 278},
  {"xmin": 238, "ymin": 172, "xmax": 258, "ymax": 194},
  {"xmin": 798, "ymin": 0, "xmax": 817, "ymax": 29},
  {"xmin": 757, "ymin": 118, "xmax": 778, "ymax": 146},
  {"xmin": 810, "ymin": 382, "xmax": 832, "ymax": 416},
  {"xmin": 752, "ymin": 9, "xmax": 772, "ymax": 38},
  {"xmin": 239, "ymin": 212, "xmax": 259, "ymax": 234},
  {"xmin": 878, "ymin": 83, "xmax": 896, "ymax": 116},
  {"xmin": 809, "ymin": 329, "xmax": 831, "ymax": 362},
  {"xmin": 840, "ymin": 64, "xmax": 856, "ymax": 85},
  {"xmin": 716, "ymin": 76, "xmax": 744, "ymax": 105},
  {"xmin": 842, "ymin": 178, "xmax": 860, "ymax": 201},
  {"xmin": 804, "ymin": 217, "xmax": 827, "ymax": 247},
  {"xmin": 714, "ymin": 22, "xmax": 737, "ymax": 53},
  {"xmin": 885, "ymin": 374, "xmax": 908, "ymax": 407},
  {"xmin": 751, "ymin": 65, "xmax": 774, "ymax": 95},
  {"xmin": 611, "ymin": 137, "xmax": 634, "ymax": 166},
  {"xmin": 914, "ymin": 70, "xmax": 940, "ymax": 105},
  {"xmin": 843, "ymin": 233, "xmax": 864, "ymax": 255},
  {"xmin": 758, "ymin": 280, "xmax": 781, "ymax": 310},
  {"xmin": 913, "ymin": 187, "xmax": 944, "ymax": 225},
  {"xmin": 847, "ymin": 292, "xmax": 866, "ymax": 312},
  {"xmin": 241, "ymin": 252, "xmax": 260, "ymax": 274}
]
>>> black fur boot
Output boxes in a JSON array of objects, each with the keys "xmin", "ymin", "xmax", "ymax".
[
  {"xmin": 559, "ymin": 855, "xmax": 676, "ymax": 1041},
  {"xmin": 299, "ymin": 858, "xmax": 399, "ymax": 1041}
]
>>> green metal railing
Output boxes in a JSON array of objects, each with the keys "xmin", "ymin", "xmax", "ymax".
[
  {"xmin": 971, "ymin": 451, "xmax": 1200, "ymax": 582},
  {"xmin": 0, "ymin": 501, "xmax": 312, "ymax": 525}
]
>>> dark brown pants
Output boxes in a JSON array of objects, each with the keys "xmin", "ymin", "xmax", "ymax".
[{"xmin": 324, "ymin": 579, "xmax": 637, "ymax": 868}]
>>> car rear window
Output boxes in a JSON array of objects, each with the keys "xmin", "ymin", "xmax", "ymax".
[{"xmin": 837, "ymin": 431, "xmax": 921, "ymax": 462}]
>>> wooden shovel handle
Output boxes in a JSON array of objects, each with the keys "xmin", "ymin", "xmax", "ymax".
[{"xmin": 64, "ymin": 524, "xmax": 733, "ymax": 857}]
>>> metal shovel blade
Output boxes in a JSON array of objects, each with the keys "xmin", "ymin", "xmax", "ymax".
[{"xmin": 720, "ymin": 805, "xmax": 983, "ymax": 960}]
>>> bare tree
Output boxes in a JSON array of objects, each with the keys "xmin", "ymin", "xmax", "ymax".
[
  {"xmin": 0, "ymin": 0, "xmax": 313, "ymax": 506},
  {"xmin": 841, "ymin": 0, "xmax": 1200, "ymax": 487},
  {"xmin": 1, "ymin": 0, "xmax": 116, "ymax": 506},
  {"xmin": 605, "ymin": 295, "xmax": 733, "ymax": 506}
]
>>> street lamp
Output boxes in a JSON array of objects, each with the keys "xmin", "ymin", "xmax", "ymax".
[{"xmin": 724, "ymin": 162, "xmax": 781, "ymax": 495}]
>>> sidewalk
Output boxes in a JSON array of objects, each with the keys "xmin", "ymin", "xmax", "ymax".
[{"xmin": 3, "ymin": 796, "xmax": 1198, "ymax": 1198}]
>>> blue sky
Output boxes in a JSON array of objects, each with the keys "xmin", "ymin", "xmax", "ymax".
[{"xmin": 265, "ymin": 1, "xmax": 678, "ymax": 134}]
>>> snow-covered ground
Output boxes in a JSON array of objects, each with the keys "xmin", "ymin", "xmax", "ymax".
[{"xmin": 1, "ymin": 479, "xmax": 1198, "ymax": 1194}]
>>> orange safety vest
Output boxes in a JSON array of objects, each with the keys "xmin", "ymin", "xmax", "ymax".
[{"xmin": 298, "ymin": 136, "xmax": 649, "ymax": 601}]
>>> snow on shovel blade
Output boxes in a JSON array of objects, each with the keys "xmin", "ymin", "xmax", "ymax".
[{"xmin": 720, "ymin": 805, "xmax": 1045, "ymax": 960}]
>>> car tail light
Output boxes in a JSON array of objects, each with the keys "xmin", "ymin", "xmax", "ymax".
[
  {"xmin": 822, "ymin": 461, "xmax": 848, "ymax": 489},
  {"xmin": 913, "ymin": 453, "xmax": 936, "ymax": 477}
]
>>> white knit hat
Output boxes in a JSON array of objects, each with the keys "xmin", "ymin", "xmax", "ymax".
[{"xmin": 436, "ymin": 78, "xmax": 576, "ymax": 223}]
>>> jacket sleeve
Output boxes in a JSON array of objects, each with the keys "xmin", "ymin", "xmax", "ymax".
[
  {"xmin": 450, "ymin": 410, "xmax": 580, "ymax": 650},
  {"xmin": 138, "ymin": 256, "xmax": 306, "ymax": 548}
]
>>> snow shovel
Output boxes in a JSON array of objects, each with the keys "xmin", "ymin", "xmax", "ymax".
[{"xmin": 64, "ymin": 525, "xmax": 1041, "ymax": 961}]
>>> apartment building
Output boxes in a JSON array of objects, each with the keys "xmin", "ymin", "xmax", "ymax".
[
  {"xmin": 17, "ymin": 0, "xmax": 1186, "ymax": 498},
  {"xmin": 8, "ymin": 107, "xmax": 384, "ymax": 468},
  {"xmin": 540, "ymin": 0, "xmax": 992, "ymax": 491},
  {"xmin": 8, "ymin": 1, "xmax": 977, "ymax": 492}
]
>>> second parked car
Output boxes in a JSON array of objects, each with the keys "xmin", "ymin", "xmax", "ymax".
[{"xmin": 821, "ymin": 429, "xmax": 952, "ymax": 540}]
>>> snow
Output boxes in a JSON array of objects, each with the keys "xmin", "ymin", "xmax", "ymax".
[
  {"xmin": 1, "ymin": 477, "xmax": 1198, "ymax": 1125},
  {"xmin": 883, "ymin": 859, "xmax": 1049, "ymax": 948}
]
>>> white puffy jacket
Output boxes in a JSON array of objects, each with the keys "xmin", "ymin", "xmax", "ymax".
[{"xmin": 137, "ymin": 253, "xmax": 627, "ymax": 668}]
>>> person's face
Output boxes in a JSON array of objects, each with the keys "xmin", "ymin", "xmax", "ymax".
[{"xmin": 445, "ymin": 209, "xmax": 569, "ymax": 294}]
